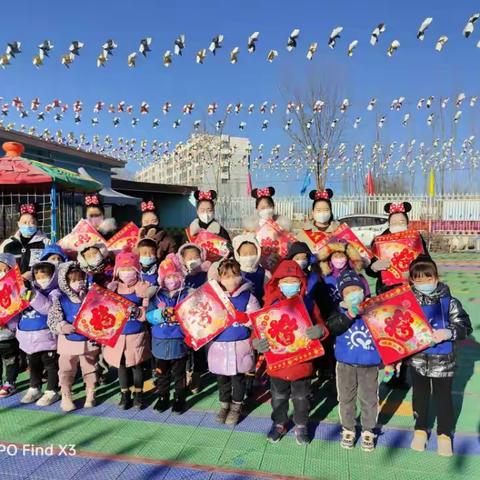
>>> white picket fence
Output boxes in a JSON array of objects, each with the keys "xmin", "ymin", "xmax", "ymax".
[{"xmin": 215, "ymin": 194, "xmax": 480, "ymax": 231}]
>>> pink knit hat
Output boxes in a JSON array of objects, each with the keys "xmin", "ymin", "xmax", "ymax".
[
  {"xmin": 158, "ymin": 253, "xmax": 184, "ymax": 287},
  {"xmin": 114, "ymin": 247, "xmax": 141, "ymax": 275}
]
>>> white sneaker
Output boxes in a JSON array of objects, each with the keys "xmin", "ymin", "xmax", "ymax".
[
  {"xmin": 36, "ymin": 390, "xmax": 60, "ymax": 407},
  {"xmin": 21, "ymin": 387, "xmax": 42, "ymax": 404}
]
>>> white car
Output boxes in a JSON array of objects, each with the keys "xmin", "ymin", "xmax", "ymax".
[{"xmin": 338, "ymin": 214, "xmax": 389, "ymax": 247}]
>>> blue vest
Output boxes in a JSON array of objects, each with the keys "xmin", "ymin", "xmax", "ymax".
[
  {"xmin": 60, "ymin": 295, "xmax": 88, "ymax": 341},
  {"xmin": 323, "ymin": 274, "xmax": 341, "ymax": 303},
  {"xmin": 335, "ymin": 314, "xmax": 381, "ymax": 366},
  {"xmin": 141, "ymin": 268, "xmax": 158, "ymax": 286},
  {"xmin": 120, "ymin": 292, "xmax": 145, "ymax": 335},
  {"xmin": 151, "ymin": 288, "xmax": 190, "ymax": 339},
  {"xmin": 18, "ymin": 307, "xmax": 48, "ymax": 331},
  {"xmin": 422, "ymin": 296, "xmax": 453, "ymax": 355},
  {"xmin": 215, "ymin": 290, "xmax": 251, "ymax": 342},
  {"xmin": 241, "ymin": 268, "xmax": 266, "ymax": 306},
  {"xmin": 184, "ymin": 271, "xmax": 207, "ymax": 289}
]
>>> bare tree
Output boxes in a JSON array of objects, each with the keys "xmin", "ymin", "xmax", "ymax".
[{"xmin": 281, "ymin": 74, "xmax": 348, "ymax": 190}]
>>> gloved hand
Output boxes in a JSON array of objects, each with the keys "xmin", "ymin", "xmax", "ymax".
[
  {"xmin": 306, "ymin": 325, "xmax": 324, "ymax": 340},
  {"xmin": 59, "ymin": 322, "xmax": 76, "ymax": 334},
  {"xmin": 252, "ymin": 338, "xmax": 270, "ymax": 353},
  {"xmin": 148, "ymin": 308, "xmax": 166, "ymax": 325},
  {"xmin": 432, "ymin": 328, "xmax": 453, "ymax": 344},
  {"xmin": 371, "ymin": 259, "xmax": 391, "ymax": 272},
  {"xmin": 340, "ymin": 301, "xmax": 362, "ymax": 319},
  {"xmin": 127, "ymin": 305, "xmax": 140, "ymax": 319}
]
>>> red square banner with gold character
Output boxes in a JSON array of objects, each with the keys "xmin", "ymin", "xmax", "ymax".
[
  {"xmin": 256, "ymin": 219, "xmax": 297, "ymax": 271},
  {"xmin": 73, "ymin": 284, "xmax": 134, "ymax": 347},
  {"xmin": 372, "ymin": 230, "xmax": 424, "ymax": 286},
  {"xmin": 361, "ymin": 285, "xmax": 433, "ymax": 365},
  {"xmin": 326, "ymin": 223, "xmax": 374, "ymax": 262},
  {"xmin": 58, "ymin": 220, "xmax": 107, "ymax": 255},
  {"xmin": 296, "ymin": 229, "xmax": 329, "ymax": 253},
  {"xmin": 185, "ymin": 228, "xmax": 231, "ymax": 262},
  {"xmin": 249, "ymin": 296, "xmax": 325, "ymax": 372},
  {"xmin": 175, "ymin": 280, "xmax": 237, "ymax": 350},
  {"xmin": 0, "ymin": 265, "xmax": 29, "ymax": 326},
  {"xmin": 107, "ymin": 222, "xmax": 140, "ymax": 253}
]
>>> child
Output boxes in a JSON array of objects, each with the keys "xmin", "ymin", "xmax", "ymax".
[
  {"xmin": 147, "ymin": 254, "xmax": 190, "ymax": 414},
  {"xmin": 208, "ymin": 259, "xmax": 260, "ymax": 425},
  {"xmin": 333, "ymin": 270, "xmax": 380, "ymax": 452},
  {"xmin": 105, "ymin": 248, "xmax": 152, "ymax": 410},
  {"xmin": 178, "ymin": 243, "xmax": 211, "ymax": 393},
  {"xmin": 137, "ymin": 238, "xmax": 159, "ymax": 286},
  {"xmin": 407, "ymin": 255, "xmax": 471, "ymax": 457},
  {"xmin": 77, "ymin": 242, "xmax": 113, "ymax": 288},
  {"xmin": 0, "ymin": 253, "xmax": 20, "ymax": 397},
  {"xmin": 48, "ymin": 262, "xmax": 100, "ymax": 412},
  {"xmin": 16, "ymin": 261, "xmax": 59, "ymax": 406},
  {"xmin": 287, "ymin": 242, "xmax": 319, "ymax": 300},
  {"xmin": 253, "ymin": 260, "xmax": 328, "ymax": 445},
  {"xmin": 317, "ymin": 240, "xmax": 369, "ymax": 303},
  {"xmin": 232, "ymin": 234, "xmax": 270, "ymax": 307},
  {"xmin": 40, "ymin": 244, "xmax": 68, "ymax": 267}
]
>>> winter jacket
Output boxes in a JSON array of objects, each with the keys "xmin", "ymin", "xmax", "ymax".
[
  {"xmin": 243, "ymin": 213, "xmax": 292, "ymax": 234},
  {"xmin": 407, "ymin": 282, "xmax": 472, "ymax": 378},
  {"xmin": 16, "ymin": 265, "xmax": 58, "ymax": 354},
  {"xmin": 207, "ymin": 282, "xmax": 260, "ymax": 376},
  {"xmin": 0, "ymin": 319, "xmax": 18, "ymax": 342},
  {"xmin": 366, "ymin": 228, "xmax": 430, "ymax": 295},
  {"xmin": 0, "ymin": 231, "xmax": 50, "ymax": 273},
  {"xmin": 48, "ymin": 261, "xmax": 100, "ymax": 356},
  {"xmin": 189, "ymin": 218, "xmax": 231, "ymax": 242},
  {"xmin": 296, "ymin": 220, "xmax": 341, "ymax": 250}
]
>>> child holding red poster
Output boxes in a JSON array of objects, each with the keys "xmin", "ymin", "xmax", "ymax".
[
  {"xmin": 407, "ymin": 255, "xmax": 471, "ymax": 458},
  {"xmin": 48, "ymin": 262, "xmax": 100, "ymax": 412},
  {"xmin": 252, "ymin": 260, "xmax": 328, "ymax": 446}
]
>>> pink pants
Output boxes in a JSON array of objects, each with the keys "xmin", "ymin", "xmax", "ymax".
[{"xmin": 59, "ymin": 352, "xmax": 98, "ymax": 388}]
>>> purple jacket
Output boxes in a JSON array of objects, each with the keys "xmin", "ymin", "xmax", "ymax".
[{"xmin": 16, "ymin": 265, "xmax": 59, "ymax": 354}]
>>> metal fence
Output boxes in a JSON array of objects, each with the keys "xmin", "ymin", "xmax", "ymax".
[{"xmin": 215, "ymin": 194, "xmax": 480, "ymax": 233}]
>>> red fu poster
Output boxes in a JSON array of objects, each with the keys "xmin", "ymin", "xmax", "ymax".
[
  {"xmin": 107, "ymin": 222, "xmax": 140, "ymax": 253},
  {"xmin": 175, "ymin": 280, "xmax": 237, "ymax": 350},
  {"xmin": 73, "ymin": 284, "xmax": 134, "ymax": 347},
  {"xmin": 58, "ymin": 219, "xmax": 107, "ymax": 255},
  {"xmin": 361, "ymin": 285, "xmax": 433, "ymax": 365},
  {"xmin": 0, "ymin": 265, "xmax": 29, "ymax": 326},
  {"xmin": 373, "ymin": 230, "xmax": 425, "ymax": 286},
  {"xmin": 249, "ymin": 296, "xmax": 325, "ymax": 372},
  {"xmin": 185, "ymin": 228, "xmax": 231, "ymax": 262}
]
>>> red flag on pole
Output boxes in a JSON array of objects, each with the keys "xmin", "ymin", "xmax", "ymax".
[{"xmin": 366, "ymin": 170, "xmax": 375, "ymax": 195}]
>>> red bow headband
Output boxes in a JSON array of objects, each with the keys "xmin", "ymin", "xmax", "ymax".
[
  {"xmin": 141, "ymin": 201, "xmax": 155, "ymax": 212},
  {"xmin": 314, "ymin": 191, "xmax": 330, "ymax": 200},
  {"xmin": 389, "ymin": 203, "xmax": 405, "ymax": 214},
  {"xmin": 256, "ymin": 187, "xmax": 272, "ymax": 198},
  {"xmin": 198, "ymin": 191, "xmax": 213, "ymax": 201},
  {"xmin": 20, "ymin": 204, "xmax": 36, "ymax": 215},
  {"xmin": 85, "ymin": 194, "xmax": 100, "ymax": 206}
]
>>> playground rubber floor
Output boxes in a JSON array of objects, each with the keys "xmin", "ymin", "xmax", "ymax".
[{"xmin": 1, "ymin": 253, "xmax": 479, "ymax": 480}]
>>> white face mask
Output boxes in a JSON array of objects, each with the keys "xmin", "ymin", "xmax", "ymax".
[
  {"xmin": 389, "ymin": 225, "xmax": 407, "ymax": 234},
  {"xmin": 239, "ymin": 255, "xmax": 258, "ymax": 272},
  {"xmin": 314, "ymin": 212, "xmax": 331, "ymax": 224},
  {"xmin": 186, "ymin": 258, "xmax": 202, "ymax": 272},
  {"xmin": 37, "ymin": 278, "xmax": 51, "ymax": 289},
  {"xmin": 258, "ymin": 208, "xmax": 274, "ymax": 220},
  {"xmin": 198, "ymin": 212, "xmax": 214, "ymax": 224},
  {"xmin": 70, "ymin": 280, "xmax": 86, "ymax": 293},
  {"xmin": 86, "ymin": 253, "xmax": 103, "ymax": 268},
  {"xmin": 295, "ymin": 259, "xmax": 309, "ymax": 270},
  {"xmin": 0, "ymin": 271, "xmax": 7, "ymax": 280}
]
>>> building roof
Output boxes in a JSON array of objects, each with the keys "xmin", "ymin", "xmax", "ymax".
[
  {"xmin": 0, "ymin": 128, "xmax": 125, "ymax": 168},
  {"xmin": 112, "ymin": 177, "xmax": 197, "ymax": 196}
]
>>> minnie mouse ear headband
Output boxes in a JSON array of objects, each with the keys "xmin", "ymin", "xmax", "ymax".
[
  {"xmin": 384, "ymin": 202, "xmax": 412, "ymax": 215},
  {"xmin": 194, "ymin": 190, "xmax": 217, "ymax": 203},
  {"xmin": 84, "ymin": 194, "xmax": 101, "ymax": 207},
  {"xmin": 140, "ymin": 200, "xmax": 156, "ymax": 213},
  {"xmin": 251, "ymin": 186, "xmax": 275, "ymax": 199},
  {"xmin": 19, "ymin": 203, "xmax": 37, "ymax": 215},
  {"xmin": 309, "ymin": 189, "xmax": 333, "ymax": 201}
]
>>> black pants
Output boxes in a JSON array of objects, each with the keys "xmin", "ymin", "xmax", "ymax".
[
  {"xmin": 0, "ymin": 339, "xmax": 20, "ymax": 385},
  {"xmin": 270, "ymin": 377, "xmax": 311, "ymax": 426},
  {"xmin": 217, "ymin": 374, "xmax": 246, "ymax": 403},
  {"xmin": 411, "ymin": 368, "xmax": 454, "ymax": 436},
  {"xmin": 190, "ymin": 348, "xmax": 208, "ymax": 374},
  {"xmin": 118, "ymin": 356, "xmax": 144, "ymax": 390},
  {"xmin": 29, "ymin": 350, "xmax": 58, "ymax": 391},
  {"xmin": 155, "ymin": 357, "xmax": 187, "ymax": 399}
]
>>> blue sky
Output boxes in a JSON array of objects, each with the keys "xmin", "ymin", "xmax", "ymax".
[{"xmin": 0, "ymin": 0, "xmax": 479, "ymax": 194}]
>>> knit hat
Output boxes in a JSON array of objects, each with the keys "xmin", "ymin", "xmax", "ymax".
[
  {"xmin": 114, "ymin": 247, "xmax": 141, "ymax": 275},
  {"xmin": 337, "ymin": 270, "xmax": 366, "ymax": 296},
  {"xmin": 287, "ymin": 241, "xmax": 311, "ymax": 260},
  {"xmin": 0, "ymin": 252, "xmax": 17, "ymax": 269},
  {"xmin": 158, "ymin": 253, "xmax": 184, "ymax": 287}
]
